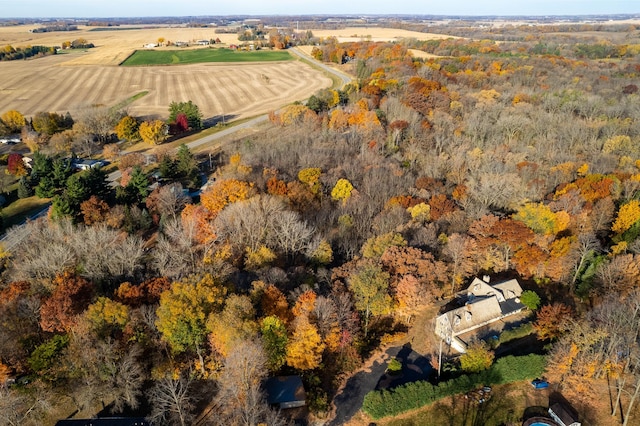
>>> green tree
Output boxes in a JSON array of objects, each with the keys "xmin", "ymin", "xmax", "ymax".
[
  {"xmin": 176, "ymin": 144, "xmax": 199, "ymax": 188},
  {"xmin": 52, "ymin": 157, "xmax": 73, "ymax": 188},
  {"xmin": 260, "ymin": 315, "xmax": 288, "ymax": 371},
  {"xmin": 35, "ymin": 175, "xmax": 56, "ymax": 198},
  {"xmin": 347, "ymin": 262, "xmax": 392, "ymax": 337},
  {"xmin": 169, "ymin": 101, "xmax": 203, "ymax": 130},
  {"xmin": 126, "ymin": 166, "xmax": 150, "ymax": 204},
  {"xmin": 82, "ymin": 165, "xmax": 110, "ymax": 200},
  {"xmin": 28, "ymin": 334, "xmax": 69, "ymax": 379},
  {"xmin": 159, "ymin": 154, "xmax": 178, "ymax": 179},
  {"xmin": 65, "ymin": 173, "xmax": 89, "ymax": 208},
  {"xmin": 17, "ymin": 176, "xmax": 33, "ymax": 199},
  {"xmin": 29, "ymin": 151, "xmax": 53, "ymax": 186},
  {"xmin": 51, "ymin": 194, "xmax": 74, "ymax": 220},
  {"xmin": 459, "ymin": 340, "xmax": 494, "ymax": 373},
  {"xmin": 520, "ymin": 290, "xmax": 541, "ymax": 311}
]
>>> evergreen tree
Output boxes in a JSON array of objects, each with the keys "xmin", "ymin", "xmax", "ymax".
[
  {"xmin": 168, "ymin": 101, "xmax": 203, "ymax": 130},
  {"xmin": 127, "ymin": 166, "xmax": 150, "ymax": 204},
  {"xmin": 159, "ymin": 154, "xmax": 178, "ymax": 179},
  {"xmin": 50, "ymin": 194, "xmax": 74, "ymax": 220},
  {"xmin": 35, "ymin": 175, "xmax": 57, "ymax": 198},
  {"xmin": 83, "ymin": 166, "xmax": 110, "ymax": 200},
  {"xmin": 176, "ymin": 144, "xmax": 200, "ymax": 188},
  {"xmin": 65, "ymin": 174, "xmax": 88, "ymax": 208},
  {"xmin": 52, "ymin": 157, "xmax": 73, "ymax": 189},
  {"xmin": 30, "ymin": 152, "xmax": 53, "ymax": 186},
  {"xmin": 17, "ymin": 177, "xmax": 33, "ymax": 199}
]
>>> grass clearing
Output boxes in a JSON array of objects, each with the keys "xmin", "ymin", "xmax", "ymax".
[
  {"xmin": 2, "ymin": 196, "xmax": 51, "ymax": 228},
  {"xmin": 121, "ymin": 48, "xmax": 292, "ymax": 66}
]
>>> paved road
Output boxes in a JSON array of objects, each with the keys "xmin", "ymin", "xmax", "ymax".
[{"xmin": 328, "ymin": 343, "xmax": 433, "ymax": 426}]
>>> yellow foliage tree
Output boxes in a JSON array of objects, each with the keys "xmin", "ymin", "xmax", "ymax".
[
  {"xmin": 155, "ymin": 273, "xmax": 227, "ymax": 373},
  {"xmin": 460, "ymin": 340, "xmax": 495, "ymax": 373},
  {"xmin": 361, "ymin": 232, "xmax": 407, "ymax": 259},
  {"xmin": 612, "ymin": 200, "xmax": 640, "ymax": 234},
  {"xmin": 1, "ymin": 109, "xmax": 26, "ymax": 132},
  {"xmin": 298, "ymin": 167, "xmax": 322, "ymax": 194},
  {"xmin": 279, "ymin": 104, "xmax": 312, "ymax": 126},
  {"xmin": 244, "ymin": 245, "xmax": 277, "ymax": 270},
  {"xmin": 309, "ymin": 239, "xmax": 333, "ymax": 265},
  {"xmin": 513, "ymin": 203, "xmax": 569, "ymax": 235},
  {"xmin": 408, "ymin": 202, "xmax": 431, "ymax": 222},
  {"xmin": 285, "ymin": 317, "xmax": 325, "ymax": 370},
  {"xmin": 138, "ymin": 119, "xmax": 168, "ymax": 145},
  {"xmin": 84, "ymin": 296, "xmax": 129, "ymax": 335},
  {"xmin": 331, "ymin": 178, "xmax": 354, "ymax": 204},
  {"xmin": 207, "ymin": 294, "xmax": 257, "ymax": 358}
]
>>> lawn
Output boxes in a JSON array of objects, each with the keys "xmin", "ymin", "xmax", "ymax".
[
  {"xmin": 121, "ymin": 48, "xmax": 292, "ymax": 66},
  {"xmin": 2, "ymin": 196, "xmax": 51, "ymax": 229}
]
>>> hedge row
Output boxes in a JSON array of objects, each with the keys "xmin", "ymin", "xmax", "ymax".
[{"xmin": 362, "ymin": 354, "xmax": 546, "ymax": 420}]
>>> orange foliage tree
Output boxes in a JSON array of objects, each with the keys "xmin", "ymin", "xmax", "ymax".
[
  {"xmin": 40, "ymin": 271, "xmax": 94, "ymax": 333},
  {"xmin": 200, "ymin": 179, "xmax": 253, "ymax": 215}
]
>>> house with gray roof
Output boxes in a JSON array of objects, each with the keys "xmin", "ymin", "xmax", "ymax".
[{"xmin": 435, "ymin": 276, "xmax": 525, "ymax": 352}]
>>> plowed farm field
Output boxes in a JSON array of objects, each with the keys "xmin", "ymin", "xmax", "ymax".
[{"xmin": 0, "ymin": 25, "xmax": 332, "ymax": 121}]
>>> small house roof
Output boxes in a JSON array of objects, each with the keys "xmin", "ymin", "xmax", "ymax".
[
  {"xmin": 265, "ymin": 375, "xmax": 306, "ymax": 407},
  {"xmin": 549, "ymin": 402, "xmax": 581, "ymax": 426}
]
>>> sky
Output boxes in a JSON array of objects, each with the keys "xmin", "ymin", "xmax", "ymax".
[{"xmin": 0, "ymin": 0, "xmax": 637, "ymax": 18}]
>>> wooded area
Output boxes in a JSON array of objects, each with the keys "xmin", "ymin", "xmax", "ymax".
[{"xmin": 1, "ymin": 19, "xmax": 640, "ymax": 425}]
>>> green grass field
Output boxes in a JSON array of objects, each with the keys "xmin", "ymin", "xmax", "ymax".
[{"xmin": 121, "ymin": 48, "xmax": 292, "ymax": 66}]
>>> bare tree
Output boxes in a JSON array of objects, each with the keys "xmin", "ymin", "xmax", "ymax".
[
  {"xmin": 212, "ymin": 339, "xmax": 285, "ymax": 426},
  {"xmin": 0, "ymin": 384, "xmax": 51, "ymax": 426},
  {"xmin": 147, "ymin": 374, "xmax": 194, "ymax": 426}
]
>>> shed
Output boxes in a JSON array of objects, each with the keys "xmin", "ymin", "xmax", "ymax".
[
  {"xmin": 549, "ymin": 403, "xmax": 581, "ymax": 426},
  {"xmin": 265, "ymin": 376, "xmax": 306, "ymax": 409}
]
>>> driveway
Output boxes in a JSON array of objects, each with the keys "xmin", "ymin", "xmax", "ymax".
[{"xmin": 328, "ymin": 343, "xmax": 433, "ymax": 426}]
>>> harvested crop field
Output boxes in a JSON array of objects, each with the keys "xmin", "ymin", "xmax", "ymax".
[
  {"xmin": 308, "ymin": 26, "xmax": 458, "ymax": 43},
  {"xmin": 0, "ymin": 25, "xmax": 241, "ymax": 65},
  {"xmin": 0, "ymin": 53, "xmax": 332, "ymax": 121}
]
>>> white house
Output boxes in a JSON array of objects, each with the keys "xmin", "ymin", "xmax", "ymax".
[{"xmin": 434, "ymin": 276, "xmax": 525, "ymax": 352}]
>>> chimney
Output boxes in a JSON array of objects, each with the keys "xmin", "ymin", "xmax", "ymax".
[{"xmin": 482, "ymin": 275, "xmax": 490, "ymax": 283}]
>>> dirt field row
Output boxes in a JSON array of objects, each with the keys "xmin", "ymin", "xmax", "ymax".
[{"xmin": 0, "ymin": 51, "xmax": 331, "ymax": 120}]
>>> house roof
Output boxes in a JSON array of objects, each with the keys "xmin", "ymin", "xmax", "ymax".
[
  {"xmin": 447, "ymin": 297, "xmax": 502, "ymax": 333},
  {"xmin": 265, "ymin": 375, "xmax": 306, "ymax": 406},
  {"xmin": 549, "ymin": 402, "xmax": 580, "ymax": 426},
  {"xmin": 436, "ymin": 277, "xmax": 526, "ymax": 342},
  {"xmin": 467, "ymin": 277, "xmax": 522, "ymax": 302},
  {"xmin": 491, "ymin": 278, "xmax": 523, "ymax": 300}
]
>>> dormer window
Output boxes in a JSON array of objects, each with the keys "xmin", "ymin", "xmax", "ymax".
[
  {"xmin": 454, "ymin": 315, "xmax": 461, "ymax": 327},
  {"xmin": 465, "ymin": 311, "xmax": 472, "ymax": 321}
]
